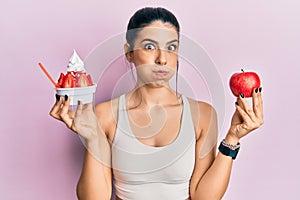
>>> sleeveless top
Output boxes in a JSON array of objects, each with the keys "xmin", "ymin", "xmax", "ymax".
[{"xmin": 111, "ymin": 94, "xmax": 196, "ymax": 200}]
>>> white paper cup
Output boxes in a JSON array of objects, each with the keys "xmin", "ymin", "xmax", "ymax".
[{"xmin": 56, "ymin": 84, "xmax": 97, "ymax": 105}]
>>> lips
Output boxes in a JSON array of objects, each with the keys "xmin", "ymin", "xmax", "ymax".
[{"xmin": 153, "ymin": 70, "xmax": 169, "ymax": 76}]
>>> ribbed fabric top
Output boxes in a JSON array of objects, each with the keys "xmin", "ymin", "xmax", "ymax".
[{"xmin": 112, "ymin": 94, "xmax": 196, "ymax": 200}]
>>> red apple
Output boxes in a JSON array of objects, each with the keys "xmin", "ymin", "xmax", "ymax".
[{"xmin": 229, "ymin": 69, "xmax": 261, "ymax": 98}]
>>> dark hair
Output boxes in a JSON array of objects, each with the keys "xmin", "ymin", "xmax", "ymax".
[
  {"xmin": 125, "ymin": 7, "xmax": 182, "ymax": 109},
  {"xmin": 126, "ymin": 7, "xmax": 180, "ymax": 51}
]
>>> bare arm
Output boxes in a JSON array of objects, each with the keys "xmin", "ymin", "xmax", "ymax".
[
  {"xmin": 50, "ymin": 97, "xmax": 114, "ymax": 200},
  {"xmin": 190, "ymin": 138, "xmax": 235, "ymax": 200},
  {"xmin": 76, "ymin": 101, "xmax": 117, "ymax": 200},
  {"xmin": 76, "ymin": 125, "xmax": 112, "ymax": 200},
  {"xmin": 77, "ymin": 149, "xmax": 112, "ymax": 200},
  {"xmin": 190, "ymin": 88, "xmax": 263, "ymax": 199}
]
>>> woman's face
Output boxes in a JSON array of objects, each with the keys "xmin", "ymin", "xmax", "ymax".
[{"xmin": 126, "ymin": 20, "xmax": 179, "ymax": 87}]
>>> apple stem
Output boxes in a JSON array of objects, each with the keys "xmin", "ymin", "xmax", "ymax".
[{"xmin": 241, "ymin": 69, "xmax": 244, "ymax": 73}]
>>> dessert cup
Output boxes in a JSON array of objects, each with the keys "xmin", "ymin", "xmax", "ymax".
[{"xmin": 56, "ymin": 84, "xmax": 97, "ymax": 105}]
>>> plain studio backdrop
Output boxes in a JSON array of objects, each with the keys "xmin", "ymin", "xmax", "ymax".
[{"xmin": 1, "ymin": 0, "xmax": 299, "ymax": 199}]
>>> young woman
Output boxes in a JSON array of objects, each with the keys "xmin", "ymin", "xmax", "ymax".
[{"xmin": 50, "ymin": 7, "xmax": 264, "ymax": 200}]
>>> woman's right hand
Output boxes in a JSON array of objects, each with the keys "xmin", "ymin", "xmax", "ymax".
[{"xmin": 49, "ymin": 94, "xmax": 100, "ymax": 141}]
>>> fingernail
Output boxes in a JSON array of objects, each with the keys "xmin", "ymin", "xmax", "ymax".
[
  {"xmin": 235, "ymin": 101, "xmax": 239, "ymax": 106},
  {"xmin": 255, "ymin": 88, "xmax": 258, "ymax": 93},
  {"xmin": 64, "ymin": 95, "xmax": 68, "ymax": 101},
  {"xmin": 55, "ymin": 94, "xmax": 60, "ymax": 101},
  {"xmin": 240, "ymin": 93, "xmax": 244, "ymax": 98},
  {"xmin": 259, "ymin": 87, "xmax": 262, "ymax": 92}
]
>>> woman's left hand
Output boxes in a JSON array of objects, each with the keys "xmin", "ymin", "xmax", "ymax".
[{"xmin": 228, "ymin": 87, "xmax": 264, "ymax": 140}]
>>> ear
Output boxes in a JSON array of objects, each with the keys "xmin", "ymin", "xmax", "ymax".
[{"xmin": 124, "ymin": 43, "xmax": 133, "ymax": 62}]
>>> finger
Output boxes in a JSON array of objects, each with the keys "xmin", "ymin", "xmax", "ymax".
[
  {"xmin": 252, "ymin": 87, "xmax": 261, "ymax": 117},
  {"xmin": 258, "ymin": 87, "xmax": 263, "ymax": 109},
  {"xmin": 76, "ymin": 100, "xmax": 83, "ymax": 116},
  {"xmin": 236, "ymin": 96, "xmax": 245, "ymax": 110},
  {"xmin": 60, "ymin": 95, "xmax": 73, "ymax": 128},
  {"xmin": 49, "ymin": 95, "xmax": 63, "ymax": 120},
  {"xmin": 235, "ymin": 102, "xmax": 252, "ymax": 124},
  {"xmin": 236, "ymin": 94, "xmax": 256, "ymax": 122},
  {"xmin": 257, "ymin": 87, "xmax": 264, "ymax": 122},
  {"xmin": 231, "ymin": 108, "xmax": 243, "ymax": 126},
  {"xmin": 68, "ymin": 110, "xmax": 75, "ymax": 120},
  {"xmin": 72, "ymin": 102, "xmax": 82, "ymax": 134}
]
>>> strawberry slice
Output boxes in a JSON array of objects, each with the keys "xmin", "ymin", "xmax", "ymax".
[
  {"xmin": 62, "ymin": 72, "xmax": 75, "ymax": 88},
  {"xmin": 76, "ymin": 73, "xmax": 89, "ymax": 87},
  {"xmin": 87, "ymin": 74, "xmax": 93, "ymax": 86},
  {"xmin": 57, "ymin": 73, "xmax": 65, "ymax": 88},
  {"xmin": 73, "ymin": 71, "xmax": 84, "ymax": 79}
]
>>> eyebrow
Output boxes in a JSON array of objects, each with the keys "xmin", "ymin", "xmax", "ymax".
[{"xmin": 140, "ymin": 38, "xmax": 179, "ymax": 44}]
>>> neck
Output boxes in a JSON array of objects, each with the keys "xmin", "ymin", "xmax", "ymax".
[{"xmin": 129, "ymin": 83, "xmax": 180, "ymax": 107}]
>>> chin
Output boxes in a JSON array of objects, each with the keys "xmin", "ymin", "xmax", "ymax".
[{"xmin": 139, "ymin": 80, "xmax": 168, "ymax": 88}]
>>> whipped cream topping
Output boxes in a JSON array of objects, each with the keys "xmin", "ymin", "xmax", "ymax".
[{"xmin": 67, "ymin": 49, "xmax": 85, "ymax": 72}]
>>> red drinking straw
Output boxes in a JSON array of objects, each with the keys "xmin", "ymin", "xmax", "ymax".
[{"xmin": 38, "ymin": 62, "xmax": 57, "ymax": 87}]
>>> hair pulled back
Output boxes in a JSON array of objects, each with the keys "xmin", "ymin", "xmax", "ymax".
[{"xmin": 126, "ymin": 7, "xmax": 180, "ymax": 51}]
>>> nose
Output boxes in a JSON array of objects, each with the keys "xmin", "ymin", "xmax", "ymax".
[{"xmin": 155, "ymin": 49, "xmax": 167, "ymax": 65}]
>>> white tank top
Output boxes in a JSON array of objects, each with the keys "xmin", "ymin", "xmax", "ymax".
[{"xmin": 112, "ymin": 94, "xmax": 196, "ymax": 200}]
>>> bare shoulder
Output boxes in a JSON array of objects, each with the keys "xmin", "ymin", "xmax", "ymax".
[
  {"xmin": 186, "ymin": 97, "xmax": 217, "ymax": 140},
  {"xmin": 95, "ymin": 97, "xmax": 119, "ymax": 144},
  {"xmin": 95, "ymin": 97, "xmax": 118, "ymax": 116},
  {"xmin": 186, "ymin": 97, "xmax": 215, "ymax": 112}
]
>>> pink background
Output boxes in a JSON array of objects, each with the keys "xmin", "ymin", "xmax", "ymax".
[{"xmin": 1, "ymin": 0, "xmax": 300, "ymax": 199}]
